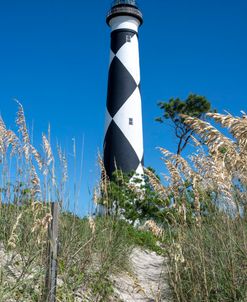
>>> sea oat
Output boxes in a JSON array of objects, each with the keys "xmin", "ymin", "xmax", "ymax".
[
  {"xmin": 8, "ymin": 213, "xmax": 23, "ymax": 249},
  {"xmin": 30, "ymin": 145, "xmax": 43, "ymax": 170},
  {"xmin": 98, "ymin": 152, "xmax": 110, "ymax": 207},
  {"xmin": 31, "ymin": 164, "xmax": 41, "ymax": 198},
  {"xmin": 15, "ymin": 99, "xmax": 30, "ymax": 161},
  {"xmin": 42, "ymin": 134, "xmax": 53, "ymax": 167},
  {"xmin": 170, "ymin": 242, "xmax": 185, "ymax": 264},
  {"xmin": 144, "ymin": 168, "xmax": 168, "ymax": 199},
  {"xmin": 57, "ymin": 144, "xmax": 68, "ymax": 183},
  {"xmin": 88, "ymin": 216, "xmax": 96, "ymax": 234},
  {"xmin": 141, "ymin": 220, "xmax": 164, "ymax": 237}
]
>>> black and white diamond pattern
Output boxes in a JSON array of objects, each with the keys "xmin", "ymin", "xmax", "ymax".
[{"xmin": 104, "ymin": 29, "xmax": 144, "ymax": 179}]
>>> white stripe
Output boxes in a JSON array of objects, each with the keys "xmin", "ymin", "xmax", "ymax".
[
  {"xmin": 109, "ymin": 50, "xmax": 115, "ymax": 66},
  {"xmin": 116, "ymin": 34, "xmax": 140, "ymax": 85},
  {"xmin": 104, "ymin": 109, "xmax": 112, "ymax": 136},
  {"xmin": 109, "ymin": 16, "xmax": 140, "ymax": 32},
  {"xmin": 136, "ymin": 163, "xmax": 144, "ymax": 175},
  {"xmin": 113, "ymin": 87, "xmax": 144, "ymax": 161}
]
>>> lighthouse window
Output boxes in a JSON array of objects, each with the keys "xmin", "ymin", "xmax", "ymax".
[
  {"xmin": 126, "ymin": 35, "xmax": 131, "ymax": 43},
  {"xmin": 129, "ymin": 118, "xmax": 133, "ymax": 125}
]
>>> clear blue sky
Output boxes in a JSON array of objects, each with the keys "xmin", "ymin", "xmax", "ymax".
[{"xmin": 0, "ymin": 0, "xmax": 246, "ymax": 215}]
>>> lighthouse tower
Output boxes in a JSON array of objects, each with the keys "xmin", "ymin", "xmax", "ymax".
[{"xmin": 103, "ymin": 0, "xmax": 144, "ymax": 179}]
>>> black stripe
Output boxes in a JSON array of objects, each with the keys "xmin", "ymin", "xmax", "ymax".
[
  {"xmin": 104, "ymin": 120, "xmax": 140, "ymax": 179},
  {"xmin": 107, "ymin": 57, "xmax": 137, "ymax": 117},
  {"xmin": 111, "ymin": 28, "xmax": 138, "ymax": 36},
  {"xmin": 111, "ymin": 30, "xmax": 135, "ymax": 54}
]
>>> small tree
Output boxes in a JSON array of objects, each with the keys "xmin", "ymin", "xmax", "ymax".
[
  {"xmin": 98, "ymin": 169, "xmax": 169, "ymax": 225},
  {"xmin": 156, "ymin": 94, "xmax": 215, "ymax": 155}
]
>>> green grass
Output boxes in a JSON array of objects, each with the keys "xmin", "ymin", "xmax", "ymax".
[
  {"xmin": 167, "ymin": 212, "xmax": 247, "ymax": 302},
  {"xmin": 0, "ymin": 204, "xmax": 162, "ymax": 302}
]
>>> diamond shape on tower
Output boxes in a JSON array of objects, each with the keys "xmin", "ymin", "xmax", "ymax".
[
  {"xmin": 141, "ymin": 154, "xmax": 144, "ymax": 166},
  {"xmin": 107, "ymin": 57, "xmax": 137, "ymax": 117},
  {"xmin": 116, "ymin": 34, "xmax": 140, "ymax": 85},
  {"xmin": 104, "ymin": 109, "xmax": 113, "ymax": 136},
  {"xmin": 104, "ymin": 120, "xmax": 140, "ymax": 178},
  {"xmin": 113, "ymin": 87, "xmax": 143, "ymax": 162},
  {"xmin": 111, "ymin": 31, "xmax": 135, "ymax": 54},
  {"xmin": 136, "ymin": 163, "xmax": 144, "ymax": 176},
  {"xmin": 109, "ymin": 50, "xmax": 115, "ymax": 66},
  {"xmin": 104, "ymin": 1, "xmax": 144, "ymax": 180}
]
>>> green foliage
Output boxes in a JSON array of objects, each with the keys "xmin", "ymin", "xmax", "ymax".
[
  {"xmin": 156, "ymin": 94, "xmax": 215, "ymax": 154},
  {"xmin": 56, "ymin": 214, "xmax": 133, "ymax": 301},
  {"xmin": 0, "ymin": 204, "xmax": 50, "ymax": 302},
  {"xmin": 0, "ymin": 205, "xmax": 140, "ymax": 301},
  {"xmin": 91, "ymin": 274, "xmax": 114, "ymax": 299},
  {"xmin": 125, "ymin": 223, "xmax": 164, "ymax": 254},
  {"xmin": 99, "ymin": 169, "xmax": 215, "ymax": 228},
  {"xmin": 101, "ymin": 169, "xmax": 169, "ymax": 225},
  {"xmin": 168, "ymin": 211, "xmax": 247, "ymax": 302}
]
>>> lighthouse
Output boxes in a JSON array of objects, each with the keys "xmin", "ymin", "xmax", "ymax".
[{"xmin": 103, "ymin": 0, "xmax": 144, "ymax": 179}]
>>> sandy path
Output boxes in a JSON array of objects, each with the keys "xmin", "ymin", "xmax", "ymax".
[{"xmin": 112, "ymin": 248, "xmax": 171, "ymax": 302}]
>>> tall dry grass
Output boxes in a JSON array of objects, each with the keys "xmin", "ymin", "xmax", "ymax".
[
  {"xmin": 1, "ymin": 103, "xmax": 155, "ymax": 302},
  {"xmin": 149, "ymin": 112, "xmax": 247, "ymax": 301},
  {"xmin": 168, "ymin": 212, "xmax": 247, "ymax": 302},
  {"xmin": 2, "ymin": 103, "xmax": 247, "ymax": 301},
  {"xmin": 91, "ymin": 111, "xmax": 247, "ymax": 302},
  {"xmin": 0, "ymin": 102, "xmax": 68, "ymax": 300},
  {"xmin": 143, "ymin": 112, "xmax": 247, "ymax": 223}
]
